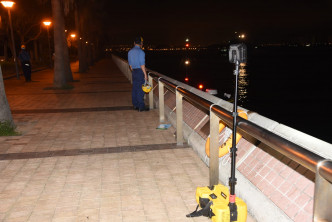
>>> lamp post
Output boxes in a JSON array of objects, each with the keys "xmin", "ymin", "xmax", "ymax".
[
  {"xmin": 43, "ymin": 20, "xmax": 52, "ymax": 68},
  {"xmin": 69, "ymin": 33, "xmax": 76, "ymax": 58},
  {"xmin": 1, "ymin": 1, "xmax": 20, "ymax": 79}
]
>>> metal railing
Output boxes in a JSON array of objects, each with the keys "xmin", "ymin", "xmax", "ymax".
[{"xmin": 148, "ymin": 72, "xmax": 332, "ymax": 222}]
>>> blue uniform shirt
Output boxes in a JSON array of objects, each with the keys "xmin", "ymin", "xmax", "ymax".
[
  {"xmin": 18, "ymin": 50, "xmax": 30, "ymax": 62},
  {"xmin": 128, "ymin": 45, "xmax": 145, "ymax": 69}
]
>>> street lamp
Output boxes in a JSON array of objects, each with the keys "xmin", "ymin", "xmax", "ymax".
[
  {"xmin": 43, "ymin": 20, "xmax": 52, "ymax": 68},
  {"xmin": 68, "ymin": 33, "xmax": 77, "ymax": 58},
  {"xmin": 1, "ymin": 1, "xmax": 20, "ymax": 79}
]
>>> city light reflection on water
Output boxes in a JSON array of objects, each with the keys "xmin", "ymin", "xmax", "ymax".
[
  {"xmin": 238, "ymin": 63, "xmax": 249, "ymax": 106},
  {"xmin": 118, "ymin": 48, "xmax": 331, "ymax": 143}
]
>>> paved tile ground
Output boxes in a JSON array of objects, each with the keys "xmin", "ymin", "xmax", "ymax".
[{"xmin": 0, "ymin": 59, "xmax": 255, "ymax": 221}]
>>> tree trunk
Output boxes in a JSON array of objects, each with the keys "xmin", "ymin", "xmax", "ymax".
[
  {"xmin": 78, "ymin": 39, "xmax": 88, "ymax": 72},
  {"xmin": 51, "ymin": 0, "xmax": 72, "ymax": 87},
  {"xmin": 75, "ymin": 3, "xmax": 88, "ymax": 73},
  {"xmin": 0, "ymin": 66, "xmax": 14, "ymax": 127},
  {"xmin": 4, "ymin": 40, "xmax": 8, "ymax": 61},
  {"xmin": 82, "ymin": 41, "xmax": 89, "ymax": 70},
  {"xmin": 33, "ymin": 40, "xmax": 39, "ymax": 62},
  {"xmin": 64, "ymin": 45, "xmax": 73, "ymax": 82},
  {"xmin": 87, "ymin": 44, "xmax": 93, "ymax": 66},
  {"xmin": 7, "ymin": 30, "xmax": 15, "ymax": 62},
  {"xmin": 63, "ymin": 32, "xmax": 73, "ymax": 82}
]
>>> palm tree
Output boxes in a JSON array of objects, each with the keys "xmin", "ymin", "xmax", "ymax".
[
  {"xmin": 0, "ymin": 66, "xmax": 14, "ymax": 128},
  {"xmin": 74, "ymin": 1, "xmax": 88, "ymax": 73},
  {"xmin": 52, "ymin": 0, "xmax": 73, "ymax": 87}
]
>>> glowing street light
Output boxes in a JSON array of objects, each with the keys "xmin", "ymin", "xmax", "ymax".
[
  {"xmin": 185, "ymin": 60, "xmax": 190, "ymax": 65},
  {"xmin": 1, "ymin": 1, "xmax": 20, "ymax": 79},
  {"xmin": 43, "ymin": 21, "xmax": 51, "ymax": 26},
  {"xmin": 43, "ymin": 20, "xmax": 52, "ymax": 68},
  {"xmin": 70, "ymin": 33, "xmax": 76, "ymax": 38},
  {"xmin": 1, "ymin": 1, "xmax": 13, "ymax": 7}
]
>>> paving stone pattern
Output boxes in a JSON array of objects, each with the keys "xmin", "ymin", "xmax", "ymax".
[{"xmin": 0, "ymin": 60, "xmax": 216, "ymax": 221}]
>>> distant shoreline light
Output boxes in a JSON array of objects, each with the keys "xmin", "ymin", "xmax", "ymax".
[{"xmin": 105, "ymin": 42, "xmax": 332, "ymax": 52}]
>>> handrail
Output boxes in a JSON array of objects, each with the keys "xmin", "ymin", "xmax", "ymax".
[
  {"xmin": 318, "ymin": 160, "xmax": 332, "ymax": 183},
  {"xmin": 149, "ymin": 72, "xmax": 332, "ymax": 179},
  {"xmin": 111, "ymin": 54, "xmax": 332, "ymax": 221},
  {"xmin": 149, "ymin": 74, "xmax": 177, "ymax": 92}
]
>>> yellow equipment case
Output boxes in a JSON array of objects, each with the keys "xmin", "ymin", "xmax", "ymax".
[{"xmin": 187, "ymin": 184, "xmax": 247, "ymax": 222}]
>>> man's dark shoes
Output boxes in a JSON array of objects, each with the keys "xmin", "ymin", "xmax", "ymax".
[
  {"xmin": 133, "ymin": 106, "xmax": 139, "ymax": 110},
  {"xmin": 138, "ymin": 107, "xmax": 149, "ymax": 112}
]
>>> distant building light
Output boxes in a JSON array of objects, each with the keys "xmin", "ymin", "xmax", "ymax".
[
  {"xmin": 185, "ymin": 60, "xmax": 190, "ymax": 65},
  {"xmin": 198, "ymin": 84, "xmax": 203, "ymax": 89},
  {"xmin": 185, "ymin": 77, "xmax": 189, "ymax": 82}
]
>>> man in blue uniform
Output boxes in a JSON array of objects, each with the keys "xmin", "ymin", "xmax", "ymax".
[
  {"xmin": 18, "ymin": 45, "xmax": 32, "ymax": 82},
  {"xmin": 128, "ymin": 36, "xmax": 149, "ymax": 112}
]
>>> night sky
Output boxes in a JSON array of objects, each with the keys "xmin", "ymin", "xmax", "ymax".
[{"xmin": 103, "ymin": 0, "xmax": 332, "ymax": 46}]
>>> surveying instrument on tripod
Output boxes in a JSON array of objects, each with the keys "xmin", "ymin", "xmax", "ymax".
[{"xmin": 187, "ymin": 44, "xmax": 248, "ymax": 222}]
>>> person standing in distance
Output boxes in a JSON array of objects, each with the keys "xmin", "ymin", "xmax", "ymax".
[
  {"xmin": 18, "ymin": 45, "xmax": 32, "ymax": 82},
  {"xmin": 128, "ymin": 36, "xmax": 149, "ymax": 112}
]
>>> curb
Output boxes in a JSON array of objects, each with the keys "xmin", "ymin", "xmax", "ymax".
[{"xmin": 3, "ymin": 67, "xmax": 49, "ymax": 80}]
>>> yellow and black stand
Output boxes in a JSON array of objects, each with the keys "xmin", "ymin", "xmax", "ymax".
[{"xmin": 187, "ymin": 44, "xmax": 248, "ymax": 222}]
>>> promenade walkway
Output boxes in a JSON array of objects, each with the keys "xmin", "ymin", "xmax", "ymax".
[
  {"xmin": 0, "ymin": 59, "xmax": 255, "ymax": 222},
  {"xmin": 0, "ymin": 59, "xmax": 212, "ymax": 222}
]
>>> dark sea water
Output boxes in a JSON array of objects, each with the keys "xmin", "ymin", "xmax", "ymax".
[{"xmin": 116, "ymin": 46, "xmax": 332, "ymax": 143}]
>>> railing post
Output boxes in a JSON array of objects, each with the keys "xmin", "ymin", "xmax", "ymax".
[
  {"xmin": 313, "ymin": 160, "xmax": 332, "ymax": 221},
  {"xmin": 209, "ymin": 110, "xmax": 220, "ymax": 186},
  {"xmin": 158, "ymin": 80, "xmax": 165, "ymax": 123},
  {"xmin": 148, "ymin": 75, "xmax": 154, "ymax": 110},
  {"xmin": 176, "ymin": 89, "xmax": 183, "ymax": 146}
]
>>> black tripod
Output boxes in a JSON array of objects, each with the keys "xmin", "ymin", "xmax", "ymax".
[{"xmin": 228, "ymin": 43, "xmax": 247, "ymax": 222}]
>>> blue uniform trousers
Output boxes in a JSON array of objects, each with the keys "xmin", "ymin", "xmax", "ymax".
[
  {"xmin": 132, "ymin": 69, "xmax": 145, "ymax": 109},
  {"xmin": 22, "ymin": 61, "xmax": 31, "ymax": 81}
]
